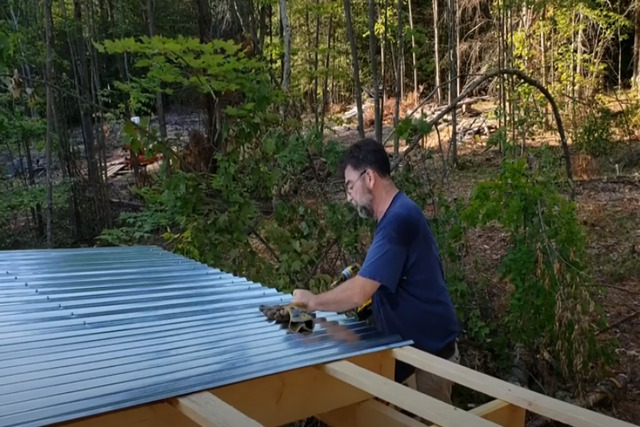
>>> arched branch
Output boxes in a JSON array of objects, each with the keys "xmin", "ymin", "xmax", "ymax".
[{"xmin": 391, "ymin": 68, "xmax": 574, "ymax": 199}]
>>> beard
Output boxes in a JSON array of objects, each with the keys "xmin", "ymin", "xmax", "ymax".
[{"xmin": 354, "ymin": 193, "xmax": 374, "ymax": 219}]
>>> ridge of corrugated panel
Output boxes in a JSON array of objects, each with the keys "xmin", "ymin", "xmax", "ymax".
[{"xmin": 0, "ymin": 245, "xmax": 411, "ymax": 427}]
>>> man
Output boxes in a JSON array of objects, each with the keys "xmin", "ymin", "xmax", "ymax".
[{"xmin": 292, "ymin": 138, "xmax": 460, "ymax": 404}]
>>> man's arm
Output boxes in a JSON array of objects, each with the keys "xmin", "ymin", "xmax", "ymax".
[{"xmin": 292, "ymin": 275, "xmax": 380, "ymax": 312}]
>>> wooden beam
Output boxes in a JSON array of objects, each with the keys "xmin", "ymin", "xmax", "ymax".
[
  {"xmin": 320, "ymin": 360, "xmax": 501, "ymax": 427},
  {"xmin": 468, "ymin": 400, "xmax": 526, "ymax": 427},
  {"xmin": 210, "ymin": 350, "xmax": 394, "ymax": 427},
  {"xmin": 54, "ymin": 402, "xmax": 201, "ymax": 427},
  {"xmin": 319, "ymin": 398, "xmax": 527, "ymax": 427},
  {"xmin": 171, "ymin": 392, "xmax": 262, "ymax": 427},
  {"xmin": 393, "ymin": 346, "xmax": 636, "ymax": 427},
  {"xmin": 317, "ymin": 399, "xmax": 425, "ymax": 427}
]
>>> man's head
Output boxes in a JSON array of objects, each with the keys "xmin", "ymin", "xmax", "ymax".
[{"xmin": 339, "ymin": 138, "xmax": 394, "ymax": 220}]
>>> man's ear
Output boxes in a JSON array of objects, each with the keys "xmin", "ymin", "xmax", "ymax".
[{"xmin": 365, "ymin": 169, "xmax": 376, "ymax": 189}]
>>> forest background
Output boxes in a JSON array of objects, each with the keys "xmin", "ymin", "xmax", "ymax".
[{"xmin": 1, "ymin": 0, "xmax": 639, "ymax": 424}]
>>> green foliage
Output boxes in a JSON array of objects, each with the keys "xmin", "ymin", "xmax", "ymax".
[
  {"xmin": 0, "ymin": 26, "xmax": 13, "ymax": 72},
  {"xmin": 573, "ymin": 106, "xmax": 615, "ymax": 157},
  {"xmin": 0, "ymin": 180, "xmax": 72, "ymax": 249},
  {"xmin": 98, "ymin": 127, "xmax": 368, "ymax": 295},
  {"xmin": 96, "ymin": 35, "xmax": 280, "ymax": 141},
  {"xmin": 395, "ymin": 115, "xmax": 433, "ymax": 144},
  {"xmin": 461, "ymin": 157, "xmax": 614, "ymax": 386},
  {"xmin": 434, "ymin": 193, "xmax": 493, "ymax": 343}
]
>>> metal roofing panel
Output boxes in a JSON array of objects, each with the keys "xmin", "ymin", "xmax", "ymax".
[{"xmin": 0, "ymin": 245, "xmax": 411, "ymax": 427}]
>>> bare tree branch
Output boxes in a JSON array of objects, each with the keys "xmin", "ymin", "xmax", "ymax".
[{"xmin": 390, "ymin": 68, "xmax": 575, "ymax": 200}]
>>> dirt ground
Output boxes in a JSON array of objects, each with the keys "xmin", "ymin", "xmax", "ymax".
[{"xmin": 574, "ymin": 176, "xmax": 640, "ymax": 424}]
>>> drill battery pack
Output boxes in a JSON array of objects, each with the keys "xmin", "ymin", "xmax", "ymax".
[{"xmin": 355, "ymin": 298, "xmax": 372, "ymax": 321}]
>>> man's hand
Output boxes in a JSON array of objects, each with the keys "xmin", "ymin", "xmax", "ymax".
[
  {"xmin": 292, "ymin": 289, "xmax": 317, "ymax": 311},
  {"xmin": 291, "ymin": 275, "xmax": 379, "ymax": 314}
]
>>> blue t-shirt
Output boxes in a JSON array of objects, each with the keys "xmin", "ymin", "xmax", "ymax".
[{"xmin": 358, "ymin": 191, "xmax": 460, "ymax": 381}]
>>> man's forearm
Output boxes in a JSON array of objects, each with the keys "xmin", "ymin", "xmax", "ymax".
[
  {"xmin": 311, "ymin": 282, "xmax": 361, "ymax": 312},
  {"xmin": 309, "ymin": 276, "xmax": 378, "ymax": 312}
]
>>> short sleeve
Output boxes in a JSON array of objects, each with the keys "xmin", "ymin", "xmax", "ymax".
[{"xmin": 358, "ymin": 224, "xmax": 408, "ymax": 293}]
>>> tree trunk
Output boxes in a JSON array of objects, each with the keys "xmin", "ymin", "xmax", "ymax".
[
  {"xmin": 433, "ymin": 0, "xmax": 442, "ymax": 104},
  {"xmin": 576, "ymin": 11, "xmax": 583, "ymax": 100},
  {"xmin": 571, "ymin": 10, "xmax": 577, "ymax": 128},
  {"xmin": 369, "ymin": 0, "xmax": 381, "ymax": 143},
  {"xmin": 408, "ymin": 0, "xmax": 418, "ymax": 105},
  {"xmin": 258, "ymin": 3, "xmax": 268, "ymax": 54},
  {"xmin": 194, "ymin": 0, "xmax": 219, "ymax": 152},
  {"xmin": 320, "ymin": 13, "xmax": 334, "ymax": 134},
  {"xmin": 393, "ymin": 0, "xmax": 403, "ymax": 156},
  {"xmin": 145, "ymin": 0, "xmax": 169, "ymax": 176},
  {"xmin": 381, "ymin": 0, "xmax": 388, "ymax": 118},
  {"xmin": 45, "ymin": 0, "xmax": 54, "ymax": 248},
  {"xmin": 634, "ymin": 0, "xmax": 640, "ymax": 88},
  {"xmin": 343, "ymin": 0, "xmax": 365, "ymax": 137},
  {"xmin": 313, "ymin": 0, "xmax": 320, "ymax": 127},
  {"xmin": 456, "ymin": 0, "xmax": 461, "ymax": 100},
  {"xmin": 280, "ymin": 0, "xmax": 291, "ymax": 91},
  {"xmin": 541, "ymin": 5, "xmax": 550, "ymax": 128},
  {"xmin": 448, "ymin": 0, "xmax": 458, "ymax": 165}
]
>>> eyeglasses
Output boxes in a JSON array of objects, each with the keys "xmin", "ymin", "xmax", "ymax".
[{"xmin": 344, "ymin": 169, "xmax": 367, "ymax": 195}]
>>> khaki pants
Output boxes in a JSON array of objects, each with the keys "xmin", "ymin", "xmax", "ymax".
[{"xmin": 403, "ymin": 342, "xmax": 460, "ymax": 405}]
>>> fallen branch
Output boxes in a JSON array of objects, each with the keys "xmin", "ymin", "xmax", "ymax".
[
  {"xmin": 586, "ymin": 283, "xmax": 640, "ymax": 296},
  {"xmin": 390, "ymin": 68, "xmax": 575, "ymax": 200},
  {"xmin": 597, "ymin": 311, "xmax": 639, "ymax": 336}
]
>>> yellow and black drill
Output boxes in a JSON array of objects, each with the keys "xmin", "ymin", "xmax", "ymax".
[{"xmin": 330, "ymin": 263, "xmax": 373, "ymax": 321}]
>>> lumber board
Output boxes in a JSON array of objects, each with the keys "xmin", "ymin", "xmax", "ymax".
[
  {"xmin": 320, "ymin": 360, "xmax": 500, "ymax": 427},
  {"xmin": 319, "ymin": 398, "xmax": 526, "ymax": 427},
  {"xmin": 54, "ymin": 402, "xmax": 201, "ymax": 427},
  {"xmin": 171, "ymin": 391, "xmax": 262, "ymax": 427},
  {"xmin": 468, "ymin": 400, "xmax": 526, "ymax": 427},
  {"xmin": 318, "ymin": 399, "xmax": 425, "ymax": 427},
  {"xmin": 393, "ymin": 346, "xmax": 637, "ymax": 427},
  {"xmin": 210, "ymin": 350, "xmax": 394, "ymax": 427},
  {"xmin": 106, "ymin": 163, "xmax": 126, "ymax": 177}
]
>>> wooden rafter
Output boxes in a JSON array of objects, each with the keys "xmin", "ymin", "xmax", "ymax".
[
  {"xmin": 318, "ymin": 399, "xmax": 526, "ymax": 427},
  {"xmin": 171, "ymin": 392, "xmax": 261, "ymax": 427},
  {"xmin": 207, "ymin": 351, "xmax": 395, "ymax": 427},
  {"xmin": 393, "ymin": 346, "xmax": 637, "ymax": 427},
  {"xmin": 468, "ymin": 400, "xmax": 526, "ymax": 427},
  {"xmin": 320, "ymin": 360, "xmax": 501, "ymax": 426},
  {"xmin": 318, "ymin": 399, "xmax": 428, "ymax": 427}
]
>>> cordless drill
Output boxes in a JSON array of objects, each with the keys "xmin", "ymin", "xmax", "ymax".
[{"xmin": 330, "ymin": 263, "xmax": 373, "ymax": 321}]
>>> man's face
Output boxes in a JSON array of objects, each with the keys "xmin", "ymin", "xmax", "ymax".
[{"xmin": 344, "ymin": 165, "xmax": 374, "ymax": 219}]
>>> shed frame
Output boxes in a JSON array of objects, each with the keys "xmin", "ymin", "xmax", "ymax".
[{"xmin": 56, "ymin": 346, "xmax": 636, "ymax": 427}]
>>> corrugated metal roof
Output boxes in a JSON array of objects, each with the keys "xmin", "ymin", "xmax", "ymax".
[{"xmin": 0, "ymin": 245, "xmax": 411, "ymax": 427}]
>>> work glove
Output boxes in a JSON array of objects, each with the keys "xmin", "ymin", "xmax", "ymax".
[{"xmin": 259, "ymin": 303, "xmax": 316, "ymax": 334}]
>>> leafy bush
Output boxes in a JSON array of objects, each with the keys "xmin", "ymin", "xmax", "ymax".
[
  {"xmin": 573, "ymin": 107, "xmax": 614, "ymax": 157},
  {"xmin": 461, "ymin": 157, "xmax": 614, "ymax": 387}
]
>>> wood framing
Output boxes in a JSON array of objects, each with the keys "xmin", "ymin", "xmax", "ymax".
[
  {"xmin": 468, "ymin": 400, "xmax": 526, "ymax": 427},
  {"xmin": 54, "ymin": 402, "xmax": 201, "ymax": 427},
  {"xmin": 207, "ymin": 350, "xmax": 395, "ymax": 427},
  {"xmin": 54, "ymin": 345, "xmax": 637, "ymax": 427},
  {"xmin": 392, "ymin": 346, "xmax": 636, "ymax": 427},
  {"xmin": 317, "ymin": 400, "xmax": 426, "ymax": 427},
  {"xmin": 320, "ymin": 360, "xmax": 500, "ymax": 426},
  {"xmin": 317, "ymin": 399, "xmax": 525, "ymax": 427},
  {"xmin": 170, "ymin": 392, "xmax": 262, "ymax": 427}
]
